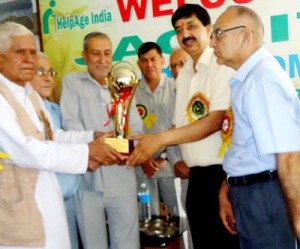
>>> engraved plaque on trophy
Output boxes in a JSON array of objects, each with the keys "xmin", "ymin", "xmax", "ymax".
[{"xmin": 105, "ymin": 61, "xmax": 139, "ymax": 155}]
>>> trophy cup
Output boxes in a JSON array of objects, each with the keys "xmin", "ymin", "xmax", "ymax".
[{"xmin": 105, "ymin": 61, "xmax": 139, "ymax": 155}]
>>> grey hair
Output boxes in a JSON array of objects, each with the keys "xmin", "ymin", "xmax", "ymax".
[
  {"xmin": 83, "ymin": 31, "xmax": 111, "ymax": 52},
  {"xmin": 37, "ymin": 51, "xmax": 49, "ymax": 58},
  {"xmin": 0, "ymin": 22, "xmax": 33, "ymax": 53}
]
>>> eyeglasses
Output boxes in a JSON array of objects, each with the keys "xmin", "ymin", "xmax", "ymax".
[
  {"xmin": 168, "ymin": 60, "xmax": 186, "ymax": 70},
  {"xmin": 36, "ymin": 67, "xmax": 57, "ymax": 78},
  {"xmin": 212, "ymin": 25, "xmax": 246, "ymax": 38}
]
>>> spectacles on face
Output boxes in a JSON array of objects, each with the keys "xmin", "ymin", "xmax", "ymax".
[
  {"xmin": 168, "ymin": 60, "xmax": 186, "ymax": 70},
  {"xmin": 212, "ymin": 25, "xmax": 246, "ymax": 39},
  {"xmin": 36, "ymin": 67, "xmax": 57, "ymax": 78}
]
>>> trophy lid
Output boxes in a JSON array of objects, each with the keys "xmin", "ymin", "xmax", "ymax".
[{"xmin": 108, "ymin": 61, "xmax": 138, "ymax": 88}]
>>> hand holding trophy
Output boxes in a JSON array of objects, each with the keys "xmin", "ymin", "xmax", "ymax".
[{"xmin": 105, "ymin": 61, "xmax": 139, "ymax": 155}]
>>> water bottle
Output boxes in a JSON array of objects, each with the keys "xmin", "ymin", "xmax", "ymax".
[{"xmin": 138, "ymin": 182, "xmax": 151, "ymax": 221}]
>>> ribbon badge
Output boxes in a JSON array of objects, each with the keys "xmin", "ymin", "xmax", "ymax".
[
  {"xmin": 136, "ymin": 104, "xmax": 157, "ymax": 129},
  {"xmin": 218, "ymin": 107, "xmax": 234, "ymax": 158},
  {"xmin": 0, "ymin": 152, "xmax": 10, "ymax": 171},
  {"xmin": 186, "ymin": 92, "xmax": 209, "ymax": 123}
]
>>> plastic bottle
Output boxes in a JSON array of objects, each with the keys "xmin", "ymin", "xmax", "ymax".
[{"xmin": 137, "ymin": 182, "xmax": 151, "ymax": 221}]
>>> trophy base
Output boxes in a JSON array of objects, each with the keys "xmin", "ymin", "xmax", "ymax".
[{"xmin": 105, "ymin": 137, "xmax": 134, "ymax": 155}]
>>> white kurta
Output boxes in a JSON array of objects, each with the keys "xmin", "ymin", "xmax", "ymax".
[{"xmin": 0, "ymin": 73, "xmax": 93, "ymax": 249}]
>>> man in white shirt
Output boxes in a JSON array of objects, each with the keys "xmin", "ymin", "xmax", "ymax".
[
  {"xmin": 128, "ymin": 4, "xmax": 240, "ymax": 249},
  {"xmin": 0, "ymin": 21, "xmax": 124, "ymax": 249}
]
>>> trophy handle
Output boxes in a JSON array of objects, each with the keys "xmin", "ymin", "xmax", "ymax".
[{"xmin": 124, "ymin": 80, "xmax": 140, "ymax": 137}]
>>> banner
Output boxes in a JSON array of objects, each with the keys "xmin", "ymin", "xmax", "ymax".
[{"xmin": 38, "ymin": 0, "xmax": 300, "ymax": 102}]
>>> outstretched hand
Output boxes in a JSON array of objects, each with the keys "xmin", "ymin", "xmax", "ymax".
[
  {"xmin": 127, "ymin": 133, "xmax": 162, "ymax": 166},
  {"xmin": 87, "ymin": 137, "xmax": 127, "ymax": 171}
]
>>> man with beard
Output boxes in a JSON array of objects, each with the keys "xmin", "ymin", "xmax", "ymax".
[{"xmin": 128, "ymin": 4, "xmax": 240, "ymax": 249}]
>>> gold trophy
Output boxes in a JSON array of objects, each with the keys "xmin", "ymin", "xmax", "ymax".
[{"xmin": 105, "ymin": 61, "xmax": 139, "ymax": 155}]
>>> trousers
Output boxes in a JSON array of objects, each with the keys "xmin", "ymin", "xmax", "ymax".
[{"xmin": 186, "ymin": 165, "xmax": 240, "ymax": 249}]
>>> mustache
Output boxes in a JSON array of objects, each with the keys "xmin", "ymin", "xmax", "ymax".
[{"xmin": 182, "ymin": 37, "xmax": 195, "ymax": 44}]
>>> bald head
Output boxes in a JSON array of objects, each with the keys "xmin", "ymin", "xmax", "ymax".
[
  {"xmin": 210, "ymin": 5, "xmax": 264, "ymax": 70},
  {"xmin": 169, "ymin": 48, "xmax": 189, "ymax": 79},
  {"xmin": 226, "ymin": 5, "xmax": 264, "ymax": 45}
]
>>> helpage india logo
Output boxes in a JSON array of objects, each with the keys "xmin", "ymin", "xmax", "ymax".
[{"xmin": 42, "ymin": 0, "xmax": 112, "ymax": 34}]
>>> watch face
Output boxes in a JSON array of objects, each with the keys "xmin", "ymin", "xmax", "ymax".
[{"xmin": 160, "ymin": 152, "xmax": 167, "ymax": 159}]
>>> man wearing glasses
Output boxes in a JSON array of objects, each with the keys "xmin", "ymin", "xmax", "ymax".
[
  {"xmin": 211, "ymin": 6, "xmax": 300, "ymax": 249},
  {"xmin": 31, "ymin": 52, "xmax": 80, "ymax": 249},
  {"xmin": 128, "ymin": 4, "xmax": 239, "ymax": 249},
  {"xmin": 168, "ymin": 47, "xmax": 189, "ymax": 79}
]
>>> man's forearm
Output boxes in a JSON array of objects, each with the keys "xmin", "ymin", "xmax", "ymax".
[
  {"xmin": 277, "ymin": 151, "xmax": 300, "ymax": 239},
  {"xmin": 159, "ymin": 110, "xmax": 225, "ymax": 146}
]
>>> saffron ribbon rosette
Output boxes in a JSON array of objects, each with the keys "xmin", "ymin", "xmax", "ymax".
[
  {"xmin": 218, "ymin": 107, "xmax": 233, "ymax": 158},
  {"xmin": 0, "ymin": 152, "xmax": 10, "ymax": 171},
  {"xmin": 136, "ymin": 104, "xmax": 157, "ymax": 129},
  {"xmin": 186, "ymin": 92, "xmax": 209, "ymax": 123}
]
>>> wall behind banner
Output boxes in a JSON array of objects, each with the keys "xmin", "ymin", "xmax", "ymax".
[{"xmin": 38, "ymin": 0, "xmax": 300, "ymax": 103}]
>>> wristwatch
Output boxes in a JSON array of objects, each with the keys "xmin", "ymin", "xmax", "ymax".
[{"xmin": 160, "ymin": 152, "xmax": 168, "ymax": 161}]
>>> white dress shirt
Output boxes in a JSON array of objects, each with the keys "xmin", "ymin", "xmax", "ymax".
[{"xmin": 173, "ymin": 46, "xmax": 235, "ymax": 167}]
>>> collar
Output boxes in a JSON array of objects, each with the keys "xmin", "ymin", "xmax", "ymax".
[
  {"xmin": 138, "ymin": 74, "xmax": 168, "ymax": 92},
  {"xmin": 78, "ymin": 71, "xmax": 108, "ymax": 89},
  {"xmin": 44, "ymin": 99, "xmax": 59, "ymax": 111},
  {"xmin": 184, "ymin": 46, "xmax": 214, "ymax": 72},
  {"xmin": 0, "ymin": 73, "xmax": 33, "ymax": 96},
  {"xmin": 231, "ymin": 47, "xmax": 268, "ymax": 84}
]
